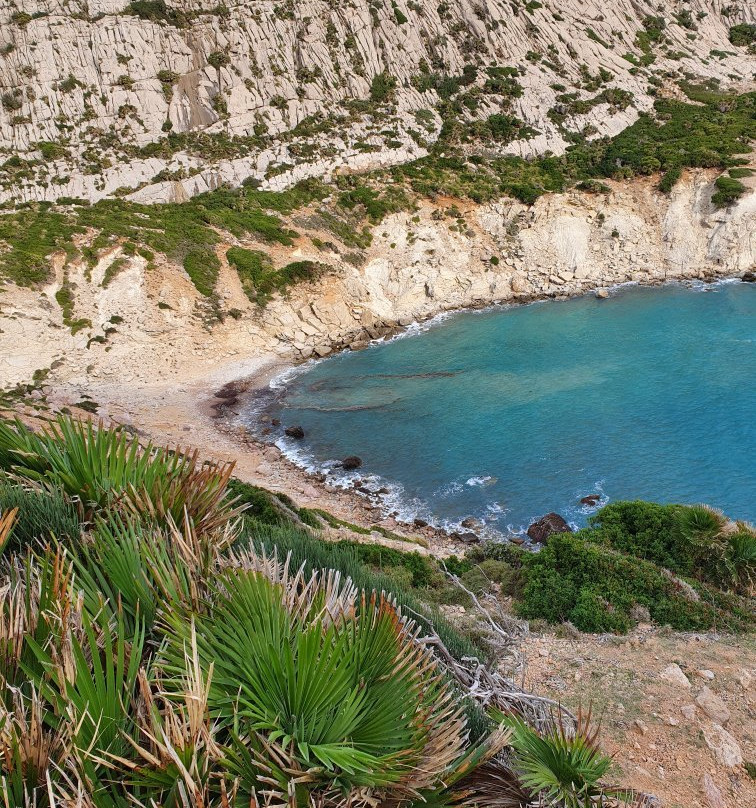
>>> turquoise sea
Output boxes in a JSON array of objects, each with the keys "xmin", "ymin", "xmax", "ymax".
[{"xmin": 253, "ymin": 282, "xmax": 756, "ymax": 535}]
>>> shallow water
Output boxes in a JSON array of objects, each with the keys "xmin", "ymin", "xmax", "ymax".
[{"xmin": 252, "ymin": 282, "xmax": 756, "ymax": 534}]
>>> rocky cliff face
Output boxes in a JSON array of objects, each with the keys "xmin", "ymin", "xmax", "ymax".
[
  {"xmin": 2, "ymin": 168, "xmax": 753, "ymax": 390},
  {"xmin": 0, "ymin": 0, "xmax": 753, "ymax": 204}
]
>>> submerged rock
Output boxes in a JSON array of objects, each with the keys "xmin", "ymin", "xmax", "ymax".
[
  {"xmin": 342, "ymin": 456, "xmax": 362, "ymax": 470},
  {"xmin": 284, "ymin": 425, "xmax": 305, "ymax": 439},
  {"xmin": 461, "ymin": 516, "xmax": 483, "ymax": 529},
  {"xmin": 526, "ymin": 512, "xmax": 572, "ymax": 544}
]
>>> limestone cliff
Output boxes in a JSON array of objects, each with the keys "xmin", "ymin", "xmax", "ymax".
[
  {"xmin": 0, "ymin": 0, "xmax": 753, "ymax": 204},
  {"xmin": 2, "ymin": 168, "xmax": 753, "ymax": 390}
]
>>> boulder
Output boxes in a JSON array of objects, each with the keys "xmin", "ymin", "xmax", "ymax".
[
  {"xmin": 341, "ymin": 456, "xmax": 362, "ymax": 470},
  {"xmin": 695, "ymin": 686, "xmax": 730, "ymax": 725},
  {"xmin": 701, "ymin": 774, "xmax": 726, "ymax": 808},
  {"xmin": 413, "ymin": 518, "xmax": 429, "ymax": 528},
  {"xmin": 526, "ymin": 512, "xmax": 572, "ymax": 544},
  {"xmin": 702, "ymin": 723, "xmax": 743, "ymax": 767},
  {"xmin": 660, "ymin": 663, "xmax": 691, "ymax": 689},
  {"xmin": 284, "ymin": 425, "xmax": 305, "ymax": 439},
  {"xmin": 453, "ymin": 531, "xmax": 480, "ymax": 545},
  {"xmin": 461, "ymin": 516, "xmax": 483, "ymax": 529},
  {"xmin": 741, "ymin": 270, "xmax": 756, "ymax": 282}
]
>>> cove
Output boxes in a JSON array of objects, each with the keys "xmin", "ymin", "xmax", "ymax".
[{"xmin": 258, "ymin": 282, "xmax": 756, "ymax": 534}]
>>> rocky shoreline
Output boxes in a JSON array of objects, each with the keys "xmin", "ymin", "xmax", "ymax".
[{"xmin": 208, "ymin": 273, "xmax": 752, "ymax": 547}]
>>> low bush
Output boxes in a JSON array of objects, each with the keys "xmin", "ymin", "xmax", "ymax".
[
  {"xmin": 729, "ymin": 23, "xmax": 756, "ymax": 49},
  {"xmin": 517, "ymin": 531, "xmax": 753, "ymax": 633},
  {"xmin": 125, "ymin": 0, "xmax": 190, "ymax": 27},
  {"xmin": 712, "ymin": 174, "xmax": 747, "ymax": 207},
  {"xmin": 227, "ymin": 246, "xmax": 325, "ymax": 305}
]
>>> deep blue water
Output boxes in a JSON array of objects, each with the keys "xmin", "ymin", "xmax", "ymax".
[{"xmin": 257, "ymin": 282, "xmax": 756, "ymax": 534}]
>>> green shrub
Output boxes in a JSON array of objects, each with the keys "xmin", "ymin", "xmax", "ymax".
[
  {"xmin": 658, "ymin": 165, "xmax": 682, "ymax": 193},
  {"xmin": 712, "ymin": 174, "xmax": 746, "ymax": 208},
  {"xmin": 369, "ymin": 72, "xmax": 397, "ymax": 103},
  {"xmin": 729, "ymin": 23, "xmax": 756, "ymax": 48},
  {"xmin": 227, "ymin": 246, "xmax": 324, "ymax": 305},
  {"xmin": 125, "ymin": 0, "xmax": 190, "ymax": 27},
  {"xmin": 207, "ymin": 51, "xmax": 229, "ymax": 69},
  {"xmin": 183, "ymin": 248, "xmax": 219, "ymax": 295},
  {"xmin": 586, "ymin": 500, "xmax": 691, "ymax": 573},
  {"xmin": 518, "ymin": 531, "xmax": 752, "ymax": 633},
  {"xmin": 227, "ymin": 477, "xmax": 314, "ymax": 526}
]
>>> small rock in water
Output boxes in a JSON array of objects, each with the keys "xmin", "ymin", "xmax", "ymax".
[
  {"xmin": 342, "ymin": 456, "xmax": 363, "ymax": 471},
  {"xmin": 461, "ymin": 516, "xmax": 482, "ymax": 529},
  {"xmin": 284, "ymin": 425, "xmax": 305, "ymax": 439},
  {"xmin": 579, "ymin": 494, "xmax": 601, "ymax": 506},
  {"xmin": 527, "ymin": 512, "xmax": 572, "ymax": 544},
  {"xmin": 595, "ymin": 288, "xmax": 610, "ymax": 299}
]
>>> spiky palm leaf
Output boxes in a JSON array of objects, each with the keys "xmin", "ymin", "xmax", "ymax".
[
  {"xmin": 678, "ymin": 504, "xmax": 726, "ymax": 544},
  {"xmin": 497, "ymin": 707, "xmax": 634, "ymax": 807},
  {"xmin": 157, "ymin": 558, "xmax": 508, "ymax": 803},
  {"xmin": 72, "ymin": 512, "xmax": 237, "ymax": 636},
  {"xmin": 24, "ymin": 600, "xmax": 145, "ymax": 788},
  {"xmin": 725, "ymin": 529, "xmax": 756, "ymax": 593},
  {"xmin": 0, "ymin": 687, "xmax": 70, "ymax": 808},
  {"xmin": 0, "ymin": 416, "xmax": 242, "ymax": 534},
  {"xmin": 0, "ymin": 547, "xmax": 73, "ymax": 693},
  {"xmin": 0, "ymin": 506, "xmax": 18, "ymax": 557}
]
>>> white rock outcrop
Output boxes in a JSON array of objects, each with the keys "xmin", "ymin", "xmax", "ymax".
[
  {"xmin": 1, "ymin": 169, "xmax": 753, "ymax": 390},
  {"xmin": 0, "ymin": 1, "xmax": 753, "ymax": 204}
]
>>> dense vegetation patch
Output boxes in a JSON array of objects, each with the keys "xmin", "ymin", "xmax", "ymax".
[
  {"xmin": 0, "ymin": 179, "xmax": 326, "ymax": 290},
  {"xmin": 450, "ymin": 500, "xmax": 754, "ymax": 635},
  {"xmin": 728, "ymin": 23, "xmax": 756, "ymax": 50},
  {"xmin": 227, "ymin": 246, "xmax": 325, "ymax": 305},
  {"xmin": 392, "ymin": 90, "xmax": 755, "ymax": 204},
  {"xmin": 0, "ymin": 91, "xmax": 752, "ymax": 302},
  {"xmin": 0, "ymin": 414, "xmax": 639, "ymax": 806}
]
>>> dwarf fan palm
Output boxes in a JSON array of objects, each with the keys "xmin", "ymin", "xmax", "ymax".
[
  {"xmin": 0, "ymin": 415, "xmax": 240, "ymax": 534},
  {"xmin": 497, "ymin": 707, "xmax": 633, "ymax": 807},
  {"xmin": 156, "ymin": 555, "xmax": 509, "ymax": 803}
]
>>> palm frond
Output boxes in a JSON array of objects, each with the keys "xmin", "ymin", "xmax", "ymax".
[
  {"xmin": 496, "ymin": 706, "xmax": 635, "ymax": 807},
  {"xmin": 0, "ymin": 506, "xmax": 18, "ymax": 557}
]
